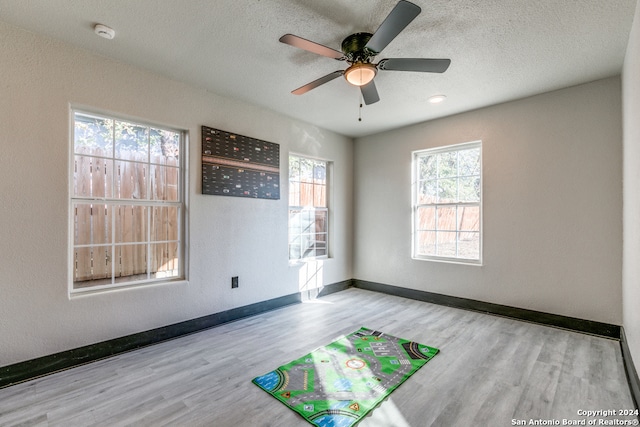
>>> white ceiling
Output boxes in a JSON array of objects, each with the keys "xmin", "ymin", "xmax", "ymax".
[{"xmin": 0, "ymin": 0, "xmax": 636, "ymax": 138}]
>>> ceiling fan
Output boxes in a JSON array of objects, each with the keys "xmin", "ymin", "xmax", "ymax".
[{"xmin": 279, "ymin": 0, "xmax": 451, "ymax": 105}]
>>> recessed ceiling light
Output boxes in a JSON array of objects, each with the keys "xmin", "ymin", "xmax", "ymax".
[
  {"xmin": 94, "ymin": 24, "xmax": 115, "ymax": 40},
  {"xmin": 428, "ymin": 94, "xmax": 447, "ymax": 104}
]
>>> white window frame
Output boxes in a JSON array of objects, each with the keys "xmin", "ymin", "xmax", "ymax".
[
  {"xmin": 412, "ymin": 141, "xmax": 482, "ymax": 265},
  {"xmin": 69, "ymin": 109, "xmax": 187, "ymax": 295},
  {"xmin": 288, "ymin": 154, "xmax": 330, "ymax": 262}
]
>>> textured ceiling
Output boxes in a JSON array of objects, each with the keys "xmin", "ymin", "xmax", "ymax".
[{"xmin": 0, "ymin": 0, "xmax": 636, "ymax": 137}]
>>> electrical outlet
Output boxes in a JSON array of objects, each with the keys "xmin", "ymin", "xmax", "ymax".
[{"xmin": 231, "ymin": 276, "xmax": 239, "ymax": 289}]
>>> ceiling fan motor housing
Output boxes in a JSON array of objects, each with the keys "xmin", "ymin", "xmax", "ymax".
[{"xmin": 341, "ymin": 32, "xmax": 376, "ymax": 63}]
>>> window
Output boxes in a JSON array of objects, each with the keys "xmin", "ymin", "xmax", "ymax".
[
  {"xmin": 413, "ymin": 141, "xmax": 482, "ymax": 264},
  {"xmin": 70, "ymin": 110, "xmax": 185, "ymax": 293},
  {"xmin": 288, "ymin": 155, "xmax": 329, "ymax": 261}
]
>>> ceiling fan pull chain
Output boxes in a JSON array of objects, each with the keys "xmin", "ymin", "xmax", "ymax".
[{"xmin": 359, "ymin": 93, "xmax": 363, "ymax": 122}]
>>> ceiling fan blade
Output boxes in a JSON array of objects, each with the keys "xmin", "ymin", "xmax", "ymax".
[
  {"xmin": 279, "ymin": 34, "xmax": 345, "ymax": 60},
  {"xmin": 360, "ymin": 81, "xmax": 380, "ymax": 105},
  {"xmin": 292, "ymin": 71, "xmax": 344, "ymax": 95},
  {"xmin": 378, "ymin": 58, "xmax": 451, "ymax": 73},
  {"xmin": 365, "ymin": 1, "xmax": 421, "ymax": 54}
]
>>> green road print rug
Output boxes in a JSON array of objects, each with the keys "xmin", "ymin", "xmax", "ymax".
[{"xmin": 252, "ymin": 327, "xmax": 439, "ymax": 427}]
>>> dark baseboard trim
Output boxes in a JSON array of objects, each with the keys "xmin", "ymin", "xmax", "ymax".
[
  {"xmin": 352, "ymin": 279, "xmax": 621, "ymax": 339},
  {"xmin": 0, "ymin": 280, "xmax": 351, "ymax": 389},
  {"xmin": 318, "ymin": 280, "xmax": 353, "ymax": 297},
  {"xmin": 621, "ymin": 326, "xmax": 640, "ymax": 411}
]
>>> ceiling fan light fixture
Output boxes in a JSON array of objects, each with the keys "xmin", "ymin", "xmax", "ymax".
[{"xmin": 344, "ymin": 63, "xmax": 377, "ymax": 86}]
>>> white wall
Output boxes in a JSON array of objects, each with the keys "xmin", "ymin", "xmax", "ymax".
[
  {"xmin": 354, "ymin": 77, "xmax": 623, "ymax": 325},
  {"xmin": 623, "ymin": 0, "xmax": 640, "ymax": 373},
  {"xmin": 0, "ymin": 22, "xmax": 353, "ymax": 366}
]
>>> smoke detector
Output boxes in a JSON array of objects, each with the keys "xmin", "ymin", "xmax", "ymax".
[{"xmin": 94, "ymin": 24, "xmax": 115, "ymax": 40}]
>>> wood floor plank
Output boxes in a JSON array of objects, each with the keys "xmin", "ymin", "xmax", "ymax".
[{"xmin": 0, "ymin": 288, "xmax": 635, "ymax": 427}]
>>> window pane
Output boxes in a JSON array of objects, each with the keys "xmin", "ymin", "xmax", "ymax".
[
  {"xmin": 73, "ymin": 156, "xmax": 113, "ymax": 198},
  {"xmin": 314, "ymin": 183, "xmax": 326, "ymax": 207},
  {"xmin": 150, "ymin": 242, "xmax": 179, "ymax": 279},
  {"xmin": 459, "ymin": 148, "xmax": 480, "ymax": 176},
  {"xmin": 151, "ymin": 206, "xmax": 178, "ymax": 242},
  {"xmin": 150, "ymin": 165, "xmax": 179, "ymax": 201},
  {"xmin": 315, "ymin": 211, "xmax": 327, "ymax": 233},
  {"xmin": 169, "ymin": 206, "xmax": 179, "ymax": 241},
  {"xmin": 289, "ymin": 179, "xmax": 300, "ymax": 206},
  {"xmin": 416, "ymin": 231, "xmax": 436, "ymax": 256},
  {"xmin": 150, "ymin": 129, "xmax": 180, "ymax": 164},
  {"xmin": 313, "ymin": 161, "xmax": 326, "ymax": 184},
  {"xmin": 437, "ymin": 178, "xmax": 457, "ymax": 203},
  {"xmin": 114, "ymin": 244, "xmax": 148, "ymax": 280},
  {"xmin": 115, "ymin": 161, "xmax": 148, "ymax": 200},
  {"xmin": 289, "ymin": 156, "xmax": 300, "ymax": 182},
  {"xmin": 315, "ymin": 233, "xmax": 327, "ymax": 256},
  {"xmin": 289, "ymin": 209, "xmax": 327, "ymax": 259},
  {"xmin": 115, "ymin": 121, "xmax": 148, "ymax": 159},
  {"xmin": 74, "ymin": 203, "xmax": 111, "ymax": 245},
  {"xmin": 288, "ymin": 209, "xmax": 302, "ymax": 239},
  {"xmin": 302, "ymin": 210, "xmax": 315, "ymax": 234},
  {"xmin": 74, "ymin": 114, "xmax": 113, "ymax": 154},
  {"xmin": 300, "ymin": 234, "xmax": 314, "ymax": 258},
  {"xmin": 437, "ymin": 206, "xmax": 457, "ymax": 231},
  {"xmin": 458, "ymin": 206, "xmax": 480, "ymax": 232},
  {"xmin": 91, "ymin": 246, "xmax": 112, "ymax": 282},
  {"xmin": 458, "ymin": 232, "xmax": 480, "ymax": 259},
  {"xmin": 73, "ymin": 246, "xmax": 112, "ymax": 287},
  {"xmin": 459, "ymin": 176, "xmax": 480, "ymax": 202},
  {"xmin": 115, "ymin": 205, "xmax": 147, "ymax": 243},
  {"xmin": 300, "ymin": 158, "xmax": 313, "ymax": 183},
  {"xmin": 436, "ymin": 231, "xmax": 457, "ymax": 257},
  {"xmin": 74, "ymin": 204, "xmax": 92, "ymax": 245},
  {"xmin": 289, "ymin": 243, "xmax": 301, "ymax": 260},
  {"xmin": 438, "ymin": 151, "xmax": 457, "ymax": 178},
  {"xmin": 73, "ymin": 246, "xmax": 92, "ymax": 283},
  {"xmin": 418, "ymin": 180, "xmax": 437, "ymax": 204},
  {"xmin": 289, "ymin": 156, "xmax": 301, "ymax": 206},
  {"xmin": 416, "ymin": 206, "xmax": 436, "ymax": 230},
  {"xmin": 300, "ymin": 182, "xmax": 314, "ymax": 206},
  {"xmin": 418, "ymin": 155, "xmax": 437, "ymax": 180}
]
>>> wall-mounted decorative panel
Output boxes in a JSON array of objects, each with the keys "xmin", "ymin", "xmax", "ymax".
[{"xmin": 201, "ymin": 126, "xmax": 280, "ymax": 199}]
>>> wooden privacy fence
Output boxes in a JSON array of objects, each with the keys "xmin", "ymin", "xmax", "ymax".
[
  {"xmin": 288, "ymin": 180, "xmax": 326, "ymax": 208},
  {"xmin": 417, "ymin": 206, "xmax": 480, "ymax": 243},
  {"xmin": 73, "ymin": 146, "xmax": 179, "ymax": 285}
]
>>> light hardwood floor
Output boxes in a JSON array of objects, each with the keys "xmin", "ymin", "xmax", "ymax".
[{"xmin": 0, "ymin": 288, "xmax": 636, "ymax": 427}]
